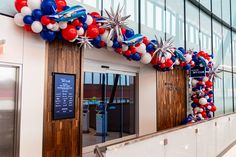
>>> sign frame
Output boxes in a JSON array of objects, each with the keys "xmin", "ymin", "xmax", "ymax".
[
  {"xmin": 190, "ymin": 66, "xmax": 206, "ymax": 78},
  {"xmin": 52, "ymin": 72, "xmax": 76, "ymax": 120}
]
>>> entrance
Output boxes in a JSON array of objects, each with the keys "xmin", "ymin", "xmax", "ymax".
[
  {"xmin": 0, "ymin": 65, "xmax": 20, "ymax": 157},
  {"xmin": 156, "ymin": 67, "xmax": 187, "ymax": 131},
  {"xmin": 82, "ymin": 61, "xmax": 136, "ymax": 147}
]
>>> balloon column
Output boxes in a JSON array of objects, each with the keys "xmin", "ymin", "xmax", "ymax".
[{"xmin": 13, "ymin": 0, "xmax": 220, "ymax": 122}]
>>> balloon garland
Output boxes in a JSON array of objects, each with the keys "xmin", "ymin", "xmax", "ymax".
[{"xmin": 13, "ymin": 0, "xmax": 220, "ymax": 122}]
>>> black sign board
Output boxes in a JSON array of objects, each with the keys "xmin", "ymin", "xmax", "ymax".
[
  {"xmin": 52, "ymin": 73, "xmax": 76, "ymax": 120},
  {"xmin": 190, "ymin": 66, "xmax": 206, "ymax": 78}
]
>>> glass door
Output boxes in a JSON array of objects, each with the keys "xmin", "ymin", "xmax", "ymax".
[
  {"xmin": 82, "ymin": 71, "xmax": 136, "ymax": 147},
  {"xmin": 0, "ymin": 65, "xmax": 20, "ymax": 157}
]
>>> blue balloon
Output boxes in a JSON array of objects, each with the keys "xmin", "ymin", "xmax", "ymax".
[
  {"xmin": 191, "ymin": 103, "xmax": 197, "ymax": 108},
  {"xmin": 32, "ymin": 9, "xmax": 43, "ymax": 20},
  {"xmin": 209, "ymin": 91, "xmax": 214, "ymax": 94},
  {"xmin": 63, "ymin": 6, "xmax": 70, "ymax": 11},
  {"xmin": 131, "ymin": 53, "xmax": 141, "ymax": 61},
  {"xmin": 125, "ymin": 29, "xmax": 134, "ymax": 38},
  {"xmin": 56, "ymin": 32, "xmax": 63, "ymax": 40},
  {"xmin": 40, "ymin": 29, "xmax": 56, "ymax": 41},
  {"xmin": 83, "ymin": 23, "xmax": 88, "ymax": 30},
  {"xmin": 171, "ymin": 56, "xmax": 176, "ymax": 62},
  {"xmin": 146, "ymin": 43, "xmax": 155, "ymax": 52},
  {"xmin": 76, "ymin": 26, "xmax": 81, "ymax": 30},
  {"xmin": 183, "ymin": 64, "xmax": 191, "ymax": 70},
  {"xmin": 112, "ymin": 41, "xmax": 119, "ymax": 48},
  {"xmin": 79, "ymin": 15, "xmax": 87, "ymax": 23},
  {"xmin": 23, "ymin": 15, "xmax": 34, "ymax": 25},
  {"xmin": 41, "ymin": 0, "xmax": 57, "ymax": 15},
  {"xmin": 92, "ymin": 35, "xmax": 101, "ymax": 45},
  {"xmin": 178, "ymin": 47, "xmax": 186, "ymax": 54},
  {"xmin": 151, "ymin": 40, "xmax": 158, "ymax": 45},
  {"xmin": 207, "ymin": 98, "xmax": 212, "ymax": 102}
]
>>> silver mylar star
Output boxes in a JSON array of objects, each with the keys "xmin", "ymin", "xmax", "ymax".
[
  {"xmin": 77, "ymin": 36, "xmax": 93, "ymax": 49},
  {"xmin": 151, "ymin": 36, "xmax": 175, "ymax": 61},
  {"xmin": 208, "ymin": 64, "xmax": 223, "ymax": 82},
  {"xmin": 98, "ymin": 4, "xmax": 131, "ymax": 41}
]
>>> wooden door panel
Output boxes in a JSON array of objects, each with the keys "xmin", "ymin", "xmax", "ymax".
[{"xmin": 157, "ymin": 67, "xmax": 186, "ymax": 131}]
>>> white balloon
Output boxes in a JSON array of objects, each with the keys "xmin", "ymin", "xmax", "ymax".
[
  {"xmin": 185, "ymin": 54, "xmax": 192, "ymax": 62},
  {"xmin": 101, "ymin": 30, "xmax": 110, "ymax": 42},
  {"xmin": 21, "ymin": 7, "xmax": 32, "ymax": 16},
  {"xmin": 31, "ymin": 21, "xmax": 43, "ymax": 33},
  {"xmin": 165, "ymin": 53, "xmax": 172, "ymax": 59},
  {"xmin": 122, "ymin": 45, "xmax": 129, "ymax": 51},
  {"xmin": 207, "ymin": 105, "xmax": 212, "ymax": 110},
  {"xmin": 175, "ymin": 59, "xmax": 180, "ymax": 65},
  {"xmin": 199, "ymin": 98, "xmax": 207, "ymax": 105},
  {"xmin": 203, "ymin": 76, "xmax": 209, "ymax": 82},
  {"xmin": 136, "ymin": 43, "xmax": 146, "ymax": 54},
  {"xmin": 47, "ymin": 24, "xmax": 53, "ymax": 30},
  {"xmin": 59, "ymin": 22, "xmax": 68, "ymax": 29},
  {"xmin": 77, "ymin": 27, "xmax": 84, "ymax": 36},
  {"xmin": 51, "ymin": 23, "xmax": 59, "ymax": 31},
  {"xmin": 14, "ymin": 13, "xmax": 24, "ymax": 27},
  {"xmin": 107, "ymin": 40, "xmax": 113, "ymax": 47},
  {"xmin": 161, "ymin": 57, "xmax": 165, "ymax": 63},
  {"xmin": 85, "ymin": 15, "xmax": 93, "ymax": 25},
  {"xmin": 140, "ymin": 53, "xmax": 152, "ymax": 64},
  {"xmin": 117, "ymin": 36, "xmax": 123, "ymax": 42},
  {"xmin": 191, "ymin": 79, "xmax": 198, "ymax": 87},
  {"xmin": 28, "ymin": 0, "xmax": 42, "ymax": 10}
]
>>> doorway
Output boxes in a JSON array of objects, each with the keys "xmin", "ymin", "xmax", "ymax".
[
  {"xmin": 0, "ymin": 65, "xmax": 20, "ymax": 157},
  {"xmin": 156, "ymin": 67, "xmax": 187, "ymax": 131},
  {"xmin": 82, "ymin": 63, "xmax": 136, "ymax": 147}
]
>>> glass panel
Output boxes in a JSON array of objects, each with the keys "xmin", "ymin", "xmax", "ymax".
[
  {"xmin": 200, "ymin": 11, "xmax": 212, "ymax": 54},
  {"xmin": 233, "ymin": 32, "xmax": 236, "ymax": 72},
  {"xmin": 213, "ymin": 20, "xmax": 223, "ymax": 66},
  {"xmin": 212, "ymin": 0, "xmax": 221, "ymax": 18},
  {"xmin": 93, "ymin": 72, "xmax": 100, "ymax": 84},
  {"xmin": 166, "ymin": 0, "xmax": 184, "ymax": 47},
  {"xmin": 232, "ymin": 0, "xmax": 236, "ymax": 29},
  {"xmin": 214, "ymin": 72, "xmax": 224, "ymax": 116},
  {"xmin": 68, "ymin": 0, "xmax": 101, "ymax": 12},
  {"xmin": 0, "ymin": 66, "xmax": 17, "ymax": 157},
  {"xmin": 141, "ymin": 0, "xmax": 165, "ymax": 39},
  {"xmin": 103, "ymin": 0, "xmax": 139, "ymax": 33},
  {"xmin": 0, "ymin": 0, "xmax": 16, "ymax": 16},
  {"xmin": 84, "ymin": 72, "xmax": 92, "ymax": 84},
  {"xmin": 222, "ymin": 27, "xmax": 232, "ymax": 71},
  {"xmin": 222, "ymin": 0, "xmax": 230, "ymax": 24},
  {"xmin": 224, "ymin": 72, "xmax": 233, "ymax": 114},
  {"xmin": 186, "ymin": 1, "xmax": 200, "ymax": 51},
  {"xmin": 234, "ymin": 74, "xmax": 236, "ymax": 111},
  {"xmin": 200, "ymin": 0, "xmax": 211, "ymax": 10}
]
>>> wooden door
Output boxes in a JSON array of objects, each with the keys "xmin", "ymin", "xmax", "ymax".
[
  {"xmin": 156, "ymin": 67, "xmax": 187, "ymax": 131},
  {"xmin": 43, "ymin": 40, "xmax": 82, "ymax": 157}
]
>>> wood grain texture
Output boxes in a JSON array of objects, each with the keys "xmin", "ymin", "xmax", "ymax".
[
  {"xmin": 43, "ymin": 40, "xmax": 82, "ymax": 157},
  {"xmin": 156, "ymin": 67, "xmax": 187, "ymax": 131}
]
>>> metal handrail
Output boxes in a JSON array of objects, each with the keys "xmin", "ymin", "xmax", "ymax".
[{"xmin": 94, "ymin": 145, "xmax": 105, "ymax": 157}]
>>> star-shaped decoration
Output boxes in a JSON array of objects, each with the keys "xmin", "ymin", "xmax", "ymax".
[
  {"xmin": 77, "ymin": 36, "xmax": 93, "ymax": 49},
  {"xmin": 208, "ymin": 64, "xmax": 223, "ymax": 82},
  {"xmin": 98, "ymin": 4, "xmax": 131, "ymax": 41},
  {"xmin": 151, "ymin": 36, "xmax": 175, "ymax": 61}
]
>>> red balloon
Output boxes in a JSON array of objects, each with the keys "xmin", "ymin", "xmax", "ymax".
[
  {"xmin": 99, "ymin": 28, "xmax": 105, "ymax": 34},
  {"xmin": 56, "ymin": 0, "xmax": 67, "ymax": 11},
  {"xmin": 201, "ymin": 111, "xmax": 207, "ymax": 118},
  {"xmin": 72, "ymin": 19, "xmax": 81, "ymax": 26},
  {"xmin": 121, "ymin": 28, "xmax": 126, "ymax": 35},
  {"xmin": 62, "ymin": 25, "xmax": 77, "ymax": 41},
  {"xmin": 130, "ymin": 47, "xmax": 136, "ymax": 54},
  {"xmin": 160, "ymin": 63, "xmax": 166, "ymax": 69},
  {"xmin": 165, "ymin": 59, "xmax": 173, "ymax": 67},
  {"xmin": 24, "ymin": 25, "xmax": 32, "ymax": 32},
  {"xmin": 41, "ymin": 16, "xmax": 51, "ymax": 25},
  {"xmin": 124, "ymin": 50, "xmax": 131, "ymax": 56},
  {"xmin": 211, "ymin": 105, "xmax": 216, "ymax": 112},
  {"xmin": 99, "ymin": 41, "xmax": 106, "ymax": 47},
  {"xmin": 115, "ymin": 48, "xmax": 122, "ymax": 54},
  {"xmin": 205, "ymin": 81, "xmax": 213, "ymax": 88},
  {"xmin": 143, "ymin": 36, "xmax": 149, "ymax": 45},
  {"xmin": 15, "ymin": 0, "xmax": 28, "ymax": 12},
  {"xmin": 87, "ymin": 25, "xmax": 99, "ymax": 38},
  {"xmin": 90, "ymin": 12, "xmax": 101, "ymax": 18}
]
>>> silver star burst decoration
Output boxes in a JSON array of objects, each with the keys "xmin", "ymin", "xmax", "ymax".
[
  {"xmin": 151, "ymin": 36, "xmax": 175, "ymax": 61},
  {"xmin": 77, "ymin": 36, "xmax": 93, "ymax": 49},
  {"xmin": 208, "ymin": 64, "xmax": 223, "ymax": 82},
  {"xmin": 98, "ymin": 4, "xmax": 131, "ymax": 41}
]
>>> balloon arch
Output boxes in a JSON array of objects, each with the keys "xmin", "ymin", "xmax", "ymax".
[{"xmin": 13, "ymin": 0, "xmax": 220, "ymax": 123}]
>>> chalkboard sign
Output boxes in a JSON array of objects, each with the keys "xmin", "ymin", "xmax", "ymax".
[
  {"xmin": 52, "ymin": 73, "xmax": 76, "ymax": 120},
  {"xmin": 190, "ymin": 66, "xmax": 206, "ymax": 78}
]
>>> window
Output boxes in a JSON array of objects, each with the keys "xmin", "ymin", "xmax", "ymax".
[
  {"xmin": 212, "ymin": 0, "xmax": 221, "ymax": 18},
  {"xmin": 200, "ymin": 11, "xmax": 212, "ymax": 53},
  {"xmin": 0, "ymin": 0, "xmax": 16, "ymax": 16},
  {"xmin": 224, "ymin": 72, "xmax": 233, "ymax": 113},
  {"xmin": 200, "ymin": 0, "xmax": 211, "ymax": 10},
  {"xmin": 232, "ymin": 0, "xmax": 236, "ymax": 29},
  {"xmin": 84, "ymin": 72, "xmax": 92, "ymax": 84},
  {"xmin": 223, "ymin": 27, "xmax": 232, "ymax": 71},
  {"xmin": 222, "ymin": 0, "xmax": 230, "ymax": 24}
]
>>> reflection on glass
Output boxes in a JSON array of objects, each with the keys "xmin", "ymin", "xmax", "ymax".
[
  {"xmin": 186, "ymin": 1, "xmax": 200, "ymax": 51},
  {"xmin": 67, "ymin": 0, "xmax": 101, "ymax": 12},
  {"xmin": 214, "ymin": 72, "xmax": 224, "ymax": 116},
  {"xmin": 223, "ymin": 27, "xmax": 232, "ymax": 71},
  {"xmin": 141, "ymin": 0, "xmax": 165, "ymax": 39},
  {"xmin": 200, "ymin": 0, "xmax": 211, "ymax": 10},
  {"xmin": 200, "ymin": 11, "xmax": 212, "ymax": 53},
  {"xmin": 83, "ymin": 72, "xmax": 135, "ymax": 147},
  {"xmin": 103, "ymin": 0, "xmax": 139, "ymax": 32},
  {"xmin": 213, "ymin": 20, "xmax": 222, "ymax": 66},
  {"xmin": 233, "ymin": 32, "xmax": 236, "ymax": 72},
  {"xmin": 212, "ymin": 0, "xmax": 221, "ymax": 18},
  {"xmin": 222, "ymin": 0, "xmax": 230, "ymax": 24},
  {"xmin": 234, "ymin": 74, "xmax": 236, "ymax": 111},
  {"xmin": 232, "ymin": 0, "xmax": 236, "ymax": 29},
  {"xmin": 166, "ymin": 0, "xmax": 184, "ymax": 47},
  {"xmin": 224, "ymin": 72, "xmax": 233, "ymax": 114}
]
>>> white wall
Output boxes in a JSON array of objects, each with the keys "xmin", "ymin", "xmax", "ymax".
[
  {"xmin": 84, "ymin": 48, "xmax": 157, "ymax": 136},
  {"xmin": 0, "ymin": 15, "xmax": 45, "ymax": 157}
]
